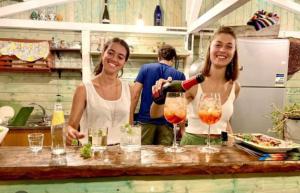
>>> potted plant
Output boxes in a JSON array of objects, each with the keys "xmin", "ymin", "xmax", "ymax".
[{"xmin": 269, "ymin": 103, "xmax": 300, "ymax": 142}]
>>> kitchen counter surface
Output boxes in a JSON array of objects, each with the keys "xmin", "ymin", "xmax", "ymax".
[
  {"xmin": 7, "ymin": 126, "xmax": 50, "ymax": 129},
  {"xmin": 1, "ymin": 145, "xmax": 300, "ymax": 180}
]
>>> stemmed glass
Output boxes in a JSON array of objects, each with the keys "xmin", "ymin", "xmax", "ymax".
[
  {"xmin": 164, "ymin": 92, "xmax": 187, "ymax": 153},
  {"xmin": 198, "ymin": 93, "xmax": 222, "ymax": 153}
]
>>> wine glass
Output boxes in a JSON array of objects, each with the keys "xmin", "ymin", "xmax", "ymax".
[
  {"xmin": 198, "ymin": 93, "xmax": 222, "ymax": 153},
  {"xmin": 164, "ymin": 92, "xmax": 187, "ymax": 153}
]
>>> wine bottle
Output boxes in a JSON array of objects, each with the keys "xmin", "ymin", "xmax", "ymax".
[
  {"xmin": 154, "ymin": 0, "xmax": 162, "ymax": 26},
  {"xmin": 152, "ymin": 73, "xmax": 205, "ymax": 105},
  {"xmin": 102, "ymin": 0, "xmax": 110, "ymax": 24}
]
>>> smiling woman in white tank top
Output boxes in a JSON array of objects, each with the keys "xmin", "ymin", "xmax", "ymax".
[
  {"xmin": 150, "ymin": 26, "xmax": 241, "ymax": 145},
  {"xmin": 66, "ymin": 38, "xmax": 133, "ymax": 145}
]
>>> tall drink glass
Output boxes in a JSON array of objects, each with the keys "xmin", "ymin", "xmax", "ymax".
[
  {"xmin": 198, "ymin": 93, "xmax": 222, "ymax": 153},
  {"xmin": 164, "ymin": 92, "xmax": 186, "ymax": 153}
]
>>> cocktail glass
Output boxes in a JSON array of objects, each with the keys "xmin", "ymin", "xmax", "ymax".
[
  {"xmin": 164, "ymin": 92, "xmax": 187, "ymax": 153},
  {"xmin": 198, "ymin": 93, "xmax": 222, "ymax": 153}
]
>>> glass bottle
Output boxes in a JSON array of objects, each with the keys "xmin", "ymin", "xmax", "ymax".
[
  {"xmin": 221, "ymin": 131, "xmax": 228, "ymax": 146},
  {"xmin": 102, "ymin": 0, "xmax": 110, "ymax": 24},
  {"xmin": 51, "ymin": 95, "xmax": 66, "ymax": 155},
  {"xmin": 152, "ymin": 73, "xmax": 205, "ymax": 104},
  {"xmin": 154, "ymin": 0, "xmax": 162, "ymax": 26}
]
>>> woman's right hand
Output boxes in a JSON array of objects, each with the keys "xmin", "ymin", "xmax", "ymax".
[{"xmin": 66, "ymin": 125, "xmax": 85, "ymax": 145}]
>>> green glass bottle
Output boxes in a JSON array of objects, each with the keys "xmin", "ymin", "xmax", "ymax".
[{"xmin": 152, "ymin": 73, "xmax": 205, "ymax": 104}]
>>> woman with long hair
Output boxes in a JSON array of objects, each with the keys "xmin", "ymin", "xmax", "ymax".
[
  {"xmin": 66, "ymin": 37, "xmax": 133, "ymax": 145},
  {"xmin": 151, "ymin": 26, "xmax": 240, "ymax": 145}
]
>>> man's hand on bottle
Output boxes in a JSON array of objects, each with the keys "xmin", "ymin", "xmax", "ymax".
[
  {"xmin": 152, "ymin": 77, "xmax": 172, "ymax": 105},
  {"xmin": 66, "ymin": 126, "xmax": 85, "ymax": 145}
]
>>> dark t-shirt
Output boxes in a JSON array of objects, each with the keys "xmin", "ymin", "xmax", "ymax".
[{"xmin": 135, "ymin": 63, "xmax": 186, "ymax": 125}]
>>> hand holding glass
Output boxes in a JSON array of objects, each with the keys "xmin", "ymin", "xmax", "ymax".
[
  {"xmin": 164, "ymin": 92, "xmax": 186, "ymax": 153},
  {"xmin": 198, "ymin": 93, "xmax": 222, "ymax": 153}
]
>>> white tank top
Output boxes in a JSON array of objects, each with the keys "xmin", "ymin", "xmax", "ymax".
[
  {"xmin": 79, "ymin": 80, "xmax": 131, "ymax": 145},
  {"xmin": 186, "ymin": 83, "xmax": 236, "ymax": 134}
]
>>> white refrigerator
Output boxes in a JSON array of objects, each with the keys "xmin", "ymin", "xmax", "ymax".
[{"xmin": 231, "ymin": 38, "xmax": 290, "ymax": 136}]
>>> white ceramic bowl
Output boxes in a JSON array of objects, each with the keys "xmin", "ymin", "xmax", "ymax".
[{"xmin": 0, "ymin": 126, "xmax": 9, "ymax": 144}]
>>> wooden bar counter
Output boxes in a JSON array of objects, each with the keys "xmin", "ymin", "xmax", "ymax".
[{"xmin": 1, "ymin": 145, "xmax": 300, "ymax": 193}]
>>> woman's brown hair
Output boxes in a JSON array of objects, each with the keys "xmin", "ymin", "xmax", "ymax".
[
  {"xmin": 94, "ymin": 37, "xmax": 130, "ymax": 76},
  {"xmin": 201, "ymin": 26, "xmax": 239, "ymax": 81}
]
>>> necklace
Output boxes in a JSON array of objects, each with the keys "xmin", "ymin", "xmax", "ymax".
[
  {"xmin": 110, "ymin": 100, "xmax": 117, "ymax": 130},
  {"xmin": 109, "ymin": 81, "xmax": 120, "ymax": 131}
]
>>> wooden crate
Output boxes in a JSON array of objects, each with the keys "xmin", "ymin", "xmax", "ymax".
[{"xmin": 0, "ymin": 38, "xmax": 54, "ymax": 72}]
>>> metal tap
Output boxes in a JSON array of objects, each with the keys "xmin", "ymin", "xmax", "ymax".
[{"xmin": 29, "ymin": 103, "xmax": 48, "ymax": 123}]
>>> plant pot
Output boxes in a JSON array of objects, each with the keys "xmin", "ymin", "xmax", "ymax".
[{"xmin": 285, "ymin": 118, "xmax": 300, "ymax": 143}]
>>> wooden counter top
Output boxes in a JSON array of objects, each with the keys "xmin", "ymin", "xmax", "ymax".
[{"xmin": 0, "ymin": 145, "xmax": 299, "ymax": 180}]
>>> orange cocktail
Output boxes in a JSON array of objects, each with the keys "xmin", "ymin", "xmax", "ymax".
[
  {"xmin": 198, "ymin": 93, "xmax": 222, "ymax": 153},
  {"xmin": 198, "ymin": 109, "xmax": 221, "ymax": 125},
  {"xmin": 164, "ymin": 109, "xmax": 186, "ymax": 124},
  {"xmin": 164, "ymin": 92, "xmax": 186, "ymax": 153}
]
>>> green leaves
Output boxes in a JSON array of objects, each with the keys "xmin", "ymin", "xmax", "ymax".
[
  {"xmin": 269, "ymin": 103, "xmax": 300, "ymax": 138},
  {"xmin": 71, "ymin": 139, "xmax": 78, "ymax": 146},
  {"xmin": 80, "ymin": 143, "xmax": 92, "ymax": 159},
  {"xmin": 121, "ymin": 123, "xmax": 134, "ymax": 135}
]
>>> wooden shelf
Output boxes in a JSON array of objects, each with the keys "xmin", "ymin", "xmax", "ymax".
[
  {"xmin": 50, "ymin": 67, "xmax": 82, "ymax": 78},
  {"xmin": 50, "ymin": 48, "xmax": 81, "ymax": 51},
  {"xmin": 0, "ymin": 65, "xmax": 51, "ymax": 72},
  {"xmin": 50, "ymin": 48, "xmax": 81, "ymax": 59},
  {"xmin": 90, "ymin": 51, "xmax": 189, "ymax": 58},
  {"xmin": 0, "ymin": 19, "xmax": 187, "ymax": 35}
]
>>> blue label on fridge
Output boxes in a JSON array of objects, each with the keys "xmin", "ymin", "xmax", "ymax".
[{"xmin": 275, "ymin": 74, "xmax": 285, "ymax": 87}]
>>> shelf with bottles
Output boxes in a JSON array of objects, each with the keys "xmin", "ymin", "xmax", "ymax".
[{"xmin": 0, "ymin": 19, "xmax": 187, "ymax": 36}]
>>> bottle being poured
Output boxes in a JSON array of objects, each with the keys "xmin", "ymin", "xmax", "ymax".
[{"xmin": 152, "ymin": 73, "xmax": 205, "ymax": 105}]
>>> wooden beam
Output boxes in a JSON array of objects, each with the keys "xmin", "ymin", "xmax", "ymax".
[
  {"xmin": 279, "ymin": 31, "xmax": 300, "ymax": 38},
  {"xmin": 265, "ymin": 0, "xmax": 300, "ymax": 14},
  {"xmin": 186, "ymin": 0, "xmax": 203, "ymax": 26},
  {"xmin": 81, "ymin": 30, "xmax": 91, "ymax": 83},
  {"xmin": 187, "ymin": 0, "xmax": 250, "ymax": 34},
  {"xmin": 0, "ymin": 0, "xmax": 77, "ymax": 18}
]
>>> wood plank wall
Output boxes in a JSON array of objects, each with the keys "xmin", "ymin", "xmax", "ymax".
[{"xmin": 0, "ymin": 0, "xmax": 186, "ymax": 26}]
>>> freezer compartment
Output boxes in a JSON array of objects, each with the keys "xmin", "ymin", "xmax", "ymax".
[
  {"xmin": 231, "ymin": 87, "xmax": 286, "ymax": 137},
  {"xmin": 237, "ymin": 38, "xmax": 289, "ymax": 87}
]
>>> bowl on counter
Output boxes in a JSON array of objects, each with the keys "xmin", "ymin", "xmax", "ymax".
[{"xmin": 0, "ymin": 126, "xmax": 9, "ymax": 144}]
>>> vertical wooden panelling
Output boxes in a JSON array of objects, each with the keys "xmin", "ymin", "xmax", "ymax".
[
  {"xmin": 2, "ymin": 174, "xmax": 300, "ymax": 193},
  {"xmin": 0, "ymin": 0, "xmax": 186, "ymax": 26},
  {"xmin": 82, "ymin": 0, "xmax": 92, "ymax": 23},
  {"xmin": 91, "ymin": 0, "xmax": 101, "ymax": 23}
]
